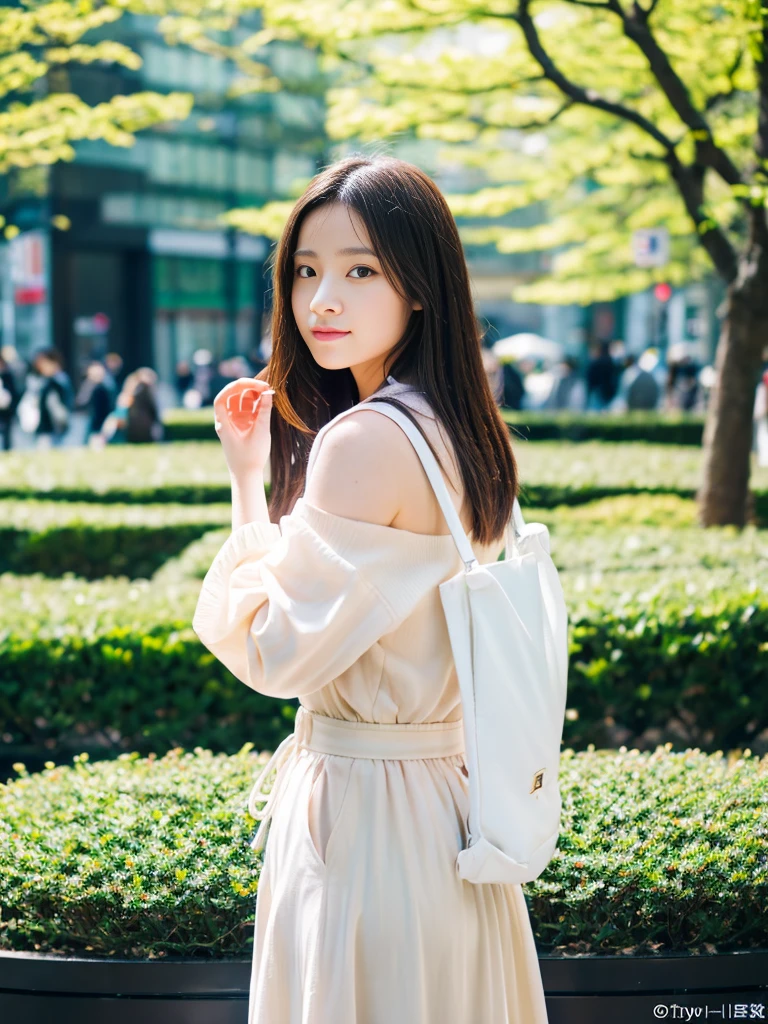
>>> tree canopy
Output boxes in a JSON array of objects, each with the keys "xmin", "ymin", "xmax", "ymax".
[
  {"xmin": 0, "ymin": 0, "xmax": 192, "ymax": 181},
  {"xmin": 219, "ymin": 0, "xmax": 765, "ymax": 306}
]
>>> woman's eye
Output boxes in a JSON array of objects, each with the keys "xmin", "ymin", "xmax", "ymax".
[{"xmin": 294, "ymin": 265, "xmax": 375, "ymax": 279}]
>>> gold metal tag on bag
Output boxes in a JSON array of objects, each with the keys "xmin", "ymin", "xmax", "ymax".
[{"xmin": 530, "ymin": 768, "xmax": 545, "ymax": 794}]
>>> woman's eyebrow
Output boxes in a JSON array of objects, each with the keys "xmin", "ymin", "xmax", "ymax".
[{"xmin": 293, "ymin": 246, "xmax": 377, "ymax": 258}]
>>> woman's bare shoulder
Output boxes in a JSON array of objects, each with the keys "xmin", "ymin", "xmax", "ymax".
[{"xmin": 302, "ymin": 409, "xmax": 405, "ymax": 528}]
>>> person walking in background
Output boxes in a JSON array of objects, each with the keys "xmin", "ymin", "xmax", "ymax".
[
  {"xmin": 0, "ymin": 350, "xmax": 19, "ymax": 450},
  {"xmin": 610, "ymin": 349, "xmax": 661, "ymax": 412},
  {"xmin": 175, "ymin": 359, "xmax": 194, "ymax": 403},
  {"xmin": 481, "ymin": 342, "xmax": 503, "ymax": 406},
  {"xmin": 75, "ymin": 360, "xmax": 116, "ymax": 443},
  {"xmin": 754, "ymin": 360, "xmax": 768, "ymax": 468},
  {"xmin": 126, "ymin": 369, "xmax": 163, "ymax": 443},
  {"xmin": 104, "ymin": 352, "xmax": 127, "ymax": 393},
  {"xmin": 542, "ymin": 355, "xmax": 586, "ymax": 411},
  {"xmin": 17, "ymin": 348, "xmax": 74, "ymax": 449},
  {"xmin": 192, "ymin": 348, "xmax": 215, "ymax": 406},
  {"xmin": 664, "ymin": 345, "xmax": 701, "ymax": 412},
  {"xmin": 500, "ymin": 359, "xmax": 525, "ymax": 410},
  {"xmin": 100, "ymin": 367, "xmax": 164, "ymax": 446},
  {"xmin": 586, "ymin": 341, "xmax": 619, "ymax": 411},
  {"xmin": 210, "ymin": 356, "xmax": 254, "ymax": 399}
]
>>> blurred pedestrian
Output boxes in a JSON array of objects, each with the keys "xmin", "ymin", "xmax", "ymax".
[
  {"xmin": 610, "ymin": 350, "xmax": 661, "ymax": 412},
  {"xmin": 18, "ymin": 348, "xmax": 74, "ymax": 448},
  {"xmin": 75, "ymin": 360, "xmax": 116, "ymax": 441},
  {"xmin": 542, "ymin": 355, "xmax": 586, "ymax": 411},
  {"xmin": 754, "ymin": 363, "xmax": 768, "ymax": 468},
  {"xmin": 481, "ymin": 344, "xmax": 503, "ymax": 406},
  {"xmin": 0, "ymin": 350, "xmax": 19, "ymax": 450},
  {"xmin": 586, "ymin": 341, "xmax": 618, "ymax": 411},
  {"xmin": 500, "ymin": 360, "xmax": 525, "ymax": 410},
  {"xmin": 210, "ymin": 356, "xmax": 252, "ymax": 398},
  {"xmin": 175, "ymin": 359, "xmax": 194, "ymax": 403},
  {"xmin": 100, "ymin": 367, "xmax": 164, "ymax": 445},
  {"xmin": 1, "ymin": 344, "xmax": 26, "ymax": 396},
  {"xmin": 664, "ymin": 344, "xmax": 700, "ymax": 412},
  {"xmin": 192, "ymin": 348, "xmax": 215, "ymax": 406},
  {"xmin": 104, "ymin": 352, "xmax": 127, "ymax": 392},
  {"xmin": 127, "ymin": 369, "xmax": 163, "ymax": 443}
]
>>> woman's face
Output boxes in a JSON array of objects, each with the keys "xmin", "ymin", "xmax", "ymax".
[{"xmin": 291, "ymin": 202, "xmax": 421, "ymax": 399}]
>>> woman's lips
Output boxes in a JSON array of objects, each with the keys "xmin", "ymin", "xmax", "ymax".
[{"xmin": 311, "ymin": 329, "xmax": 350, "ymax": 342}]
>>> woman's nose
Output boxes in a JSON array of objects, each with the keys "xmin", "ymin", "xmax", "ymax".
[{"xmin": 308, "ymin": 282, "xmax": 342, "ymax": 315}]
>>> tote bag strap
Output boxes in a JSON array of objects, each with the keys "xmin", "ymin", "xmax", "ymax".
[{"xmin": 305, "ymin": 383, "xmax": 525, "ymax": 570}]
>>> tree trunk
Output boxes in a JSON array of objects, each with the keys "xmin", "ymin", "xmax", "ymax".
[{"xmin": 698, "ymin": 251, "xmax": 768, "ymax": 527}]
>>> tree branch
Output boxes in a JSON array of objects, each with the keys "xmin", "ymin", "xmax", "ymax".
[
  {"xmin": 515, "ymin": 0, "xmax": 675, "ymax": 154},
  {"xmin": 561, "ymin": 0, "xmax": 616, "ymax": 8},
  {"xmin": 622, "ymin": 3, "xmax": 744, "ymax": 188},
  {"xmin": 757, "ymin": 1, "xmax": 768, "ymax": 166},
  {"xmin": 750, "ymin": 7, "xmax": 768, "ymax": 253},
  {"xmin": 466, "ymin": 98, "xmax": 575, "ymax": 132},
  {"xmin": 374, "ymin": 75, "xmax": 547, "ymax": 96},
  {"xmin": 515, "ymin": 0, "xmax": 738, "ymax": 284},
  {"xmin": 667, "ymin": 156, "xmax": 738, "ymax": 283}
]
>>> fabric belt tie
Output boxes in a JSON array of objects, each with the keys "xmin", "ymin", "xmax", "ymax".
[{"xmin": 247, "ymin": 705, "xmax": 466, "ymax": 852}]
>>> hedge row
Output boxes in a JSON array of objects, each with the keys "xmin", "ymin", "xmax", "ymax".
[
  {"xmin": 0, "ymin": 500, "xmax": 230, "ymax": 579},
  {"xmin": 155, "ymin": 496, "xmax": 765, "ymax": 586},
  {"xmin": 0, "ymin": 494, "xmax": 763, "ymax": 758},
  {"xmin": 1, "ymin": 442, "xmax": 765, "ymax": 513},
  {"xmin": 1, "ymin": 744, "xmax": 765, "ymax": 957},
  {"xmin": 162, "ymin": 406, "xmax": 708, "ymax": 446},
  {"xmin": 1, "ymin": 584, "xmax": 764, "ymax": 761}
]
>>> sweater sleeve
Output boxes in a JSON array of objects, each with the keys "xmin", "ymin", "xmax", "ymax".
[{"xmin": 191, "ymin": 499, "xmax": 456, "ymax": 699}]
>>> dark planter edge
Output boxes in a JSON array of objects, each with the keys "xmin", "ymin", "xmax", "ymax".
[{"xmin": 1, "ymin": 947, "xmax": 767, "ymax": 997}]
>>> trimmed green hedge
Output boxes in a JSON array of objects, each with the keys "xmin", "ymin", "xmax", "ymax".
[
  {"xmin": 1, "ymin": 443, "xmax": 766, "ymax": 517},
  {"xmin": 162, "ymin": 406, "xmax": 708, "ymax": 446},
  {"xmin": 0, "ymin": 495, "xmax": 764, "ymax": 759},
  {"xmin": 0, "ymin": 501, "xmax": 231, "ymax": 579},
  {"xmin": 506, "ymin": 410, "xmax": 706, "ymax": 445},
  {"xmin": 1, "ymin": 579, "xmax": 764, "ymax": 760},
  {"xmin": 156, "ymin": 495, "xmax": 766, "ymax": 585},
  {"xmin": 1, "ymin": 743, "xmax": 765, "ymax": 957},
  {"xmin": 0, "ymin": 442, "xmax": 233, "ymax": 503},
  {"xmin": 0, "ymin": 618, "xmax": 293, "ymax": 766}
]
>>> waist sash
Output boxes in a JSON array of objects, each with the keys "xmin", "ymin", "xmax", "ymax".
[{"xmin": 247, "ymin": 705, "xmax": 465, "ymax": 851}]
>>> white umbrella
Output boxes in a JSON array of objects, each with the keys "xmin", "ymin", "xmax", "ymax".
[{"xmin": 492, "ymin": 333, "xmax": 565, "ymax": 365}]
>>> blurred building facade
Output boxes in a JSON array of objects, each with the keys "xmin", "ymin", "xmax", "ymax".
[{"xmin": 0, "ymin": 12, "xmax": 326, "ymax": 382}]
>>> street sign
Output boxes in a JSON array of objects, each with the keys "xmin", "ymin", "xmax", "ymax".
[
  {"xmin": 632, "ymin": 227, "xmax": 669, "ymax": 268},
  {"xmin": 10, "ymin": 230, "xmax": 47, "ymax": 305},
  {"xmin": 74, "ymin": 313, "xmax": 111, "ymax": 336}
]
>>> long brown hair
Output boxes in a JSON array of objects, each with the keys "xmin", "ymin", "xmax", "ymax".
[{"xmin": 257, "ymin": 153, "xmax": 519, "ymax": 546}]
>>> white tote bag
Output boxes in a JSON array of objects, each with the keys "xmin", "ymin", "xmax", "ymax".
[{"xmin": 363, "ymin": 399, "xmax": 570, "ymax": 885}]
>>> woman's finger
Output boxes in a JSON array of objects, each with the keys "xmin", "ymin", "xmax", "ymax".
[
  {"xmin": 216, "ymin": 378, "xmax": 271, "ymax": 412},
  {"xmin": 239, "ymin": 386, "xmax": 258, "ymax": 413}
]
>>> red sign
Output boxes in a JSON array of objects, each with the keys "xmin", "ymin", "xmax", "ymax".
[{"xmin": 15, "ymin": 286, "xmax": 46, "ymax": 305}]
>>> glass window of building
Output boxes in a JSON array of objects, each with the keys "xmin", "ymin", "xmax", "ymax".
[
  {"xmin": 235, "ymin": 151, "xmax": 271, "ymax": 196},
  {"xmin": 273, "ymin": 151, "xmax": 317, "ymax": 197}
]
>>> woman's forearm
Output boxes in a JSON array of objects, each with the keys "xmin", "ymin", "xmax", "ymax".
[{"xmin": 230, "ymin": 469, "xmax": 271, "ymax": 531}]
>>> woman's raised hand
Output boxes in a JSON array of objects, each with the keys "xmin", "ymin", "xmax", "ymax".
[{"xmin": 213, "ymin": 377, "xmax": 275, "ymax": 478}]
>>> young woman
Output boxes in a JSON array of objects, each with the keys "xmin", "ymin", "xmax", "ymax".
[{"xmin": 192, "ymin": 154, "xmax": 549, "ymax": 1023}]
